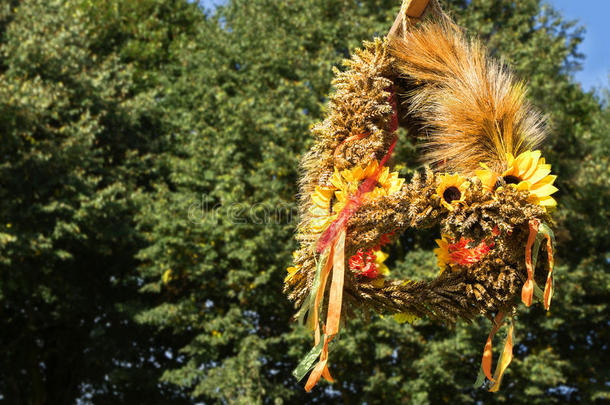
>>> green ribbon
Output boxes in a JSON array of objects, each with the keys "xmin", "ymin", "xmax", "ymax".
[
  {"xmin": 296, "ymin": 251, "xmax": 329, "ymax": 326},
  {"xmin": 530, "ymin": 222, "xmax": 555, "ymax": 304},
  {"xmin": 293, "ymin": 335, "xmax": 325, "ymax": 382},
  {"xmin": 539, "ymin": 222, "xmax": 556, "ymax": 290},
  {"xmin": 473, "ymin": 365, "xmax": 487, "ymax": 388}
]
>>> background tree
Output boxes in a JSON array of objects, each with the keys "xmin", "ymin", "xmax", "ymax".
[{"xmin": 0, "ymin": 0, "xmax": 200, "ymax": 403}]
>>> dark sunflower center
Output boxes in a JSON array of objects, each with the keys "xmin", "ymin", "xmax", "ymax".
[
  {"xmin": 503, "ymin": 175, "xmax": 521, "ymax": 185},
  {"xmin": 328, "ymin": 194, "xmax": 337, "ymax": 214},
  {"xmin": 443, "ymin": 186, "xmax": 461, "ymax": 203}
]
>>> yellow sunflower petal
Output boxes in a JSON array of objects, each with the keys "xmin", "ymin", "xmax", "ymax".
[
  {"xmin": 377, "ymin": 263, "xmax": 390, "ymax": 276},
  {"xmin": 285, "ymin": 265, "xmax": 300, "ymax": 283},
  {"xmin": 530, "ymin": 184, "xmax": 558, "ymax": 198},
  {"xmin": 330, "ymin": 170, "xmax": 345, "ymax": 190},
  {"xmin": 505, "ymin": 153, "xmax": 515, "ymax": 169},
  {"xmin": 371, "ymin": 278, "xmax": 385, "ymax": 288},
  {"xmin": 311, "ymin": 187, "xmax": 332, "ymax": 206},
  {"xmin": 522, "ymin": 150, "xmax": 542, "ymax": 178},
  {"xmin": 530, "ymin": 174, "xmax": 557, "ymax": 188},
  {"xmin": 538, "ymin": 196, "xmax": 558, "ymax": 207},
  {"xmin": 347, "ymin": 166, "xmax": 362, "ymax": 182},
  {"xmin": 309, "ymin": 216, "xmax": 334, "ymax": 232},
  {"xmin": 335, "ymin": 190, "xmax": 347, "ymax": 203},
  {"xmin": 476, "ymin": 169, "xmax": 497, "ymax": 191},
  {"xmin": 434, "ymin": 237, "xmax": 453, "ymax": 272},
  {"xmin": 375, "ymin": 250, "xmax": 389, "ymax": 262},
  {"xmin": 363, "ymin": 160, "xmax": 379, "ymax": 178},
  {"xmin": 512, "ymin": 150, "xmax": 536, "ymax": 178},
  {"xmin": 388, "ymin": 177, "xmax": 405, "ymax": 194},
  {"xmin": 377, "ymin": 166, "xmax": 389, "ymax": 184},
  {"xmin": 309, "ymin": 206, "xmax": 327, "ymax": 216},
  {"xmin": 527, "ymin": 165, "xmax": 552, "ymax": 185}
]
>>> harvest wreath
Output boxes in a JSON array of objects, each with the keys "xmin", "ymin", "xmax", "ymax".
[{"xmin": 284, "ymin": 0, "xmax": 557, "ymax": 392}]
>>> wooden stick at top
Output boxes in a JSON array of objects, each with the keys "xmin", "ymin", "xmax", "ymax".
[{"xmin": 388, "ymin": 0, "xmax": 431, "ymax": 37}]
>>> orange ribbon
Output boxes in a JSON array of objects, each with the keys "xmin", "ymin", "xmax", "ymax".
[
  {"xmin": 481, "ymin": 311, "xmax": 505, "ymax": 382},
  {"xmin": 542, "ymin": 231, "xmax": 555, "ymax": 310},
  {"xmin": 488, "ymin": 318, "xmax": 514, "ymax": 392},
  {"xmin": 327, "ymin": 228, "xmax": 346, "ymax": 336},
  {"xmin": 522, "ymin": 219, "xmax": 540, "ymax": 307},
  {"xmin": 305, "ymin": 229, "xmax": 346, "ymax": 392}
]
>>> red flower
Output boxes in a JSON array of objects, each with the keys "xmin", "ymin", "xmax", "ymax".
[
  {"xmin": 447, "ymin": 237, "xmax": 494, "ymax": 266},
  {"xmin": 349, "ymin": 249, "xmax": 378, "ymax": 278},
  {"xmin": 376, "ymin": 231, "xmax": 395, "ymax": 250},
  {"xmin": 349, "ymin": 231, "xmax": 396, "ymax": 278}
]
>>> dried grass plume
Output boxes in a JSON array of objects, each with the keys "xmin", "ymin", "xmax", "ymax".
[{"xmin": 390, "ymin": 20, "xmax": 547, "ymax": 175}]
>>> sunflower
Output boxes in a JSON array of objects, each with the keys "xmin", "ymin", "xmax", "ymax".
[
  {"xmin": 434, "ymin": 173, "xmax": 470, "ymax": 211},
  {"xmin": 475, "ymin": 150, "xmax": 557, "ymax": 208},
  {"xmin": 285, "ymin": 251, "xmax": 302, "ymax": 285},
  {"xmin": 285, "ymin": 265, "xmax": 299, "ymax": 284},
  {"xmin": 370, "ymin": 163, "xmax": 405, "ymax": 199},
  {"xmin": 309, "ymin": 186, "xmax": 342, "ymax": 233},
  {"xmin": 309, "ymin": 160, "xmax": 404, "ymax": 233},
  {"xmin": 332, "ymin": 159, "xmax": 404, "ymax": 203},
  {"xmin": 434, "ymin": 236, "xmax": 453, "ymax": 273}
]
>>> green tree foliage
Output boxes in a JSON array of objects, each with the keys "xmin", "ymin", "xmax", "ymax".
[
  {"xmin": 0, "ymin": 0, "xmax": 199, "ymax": 403},
  {"xmin": 1, "ymin": 0, "xmax": 607, "ymax": 404}
]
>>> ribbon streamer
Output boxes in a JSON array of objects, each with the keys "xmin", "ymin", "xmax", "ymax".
[
  {"xmin": 296, "ymin": 251, "xmax": 329, "ymax": 326},
  {"xmin": 477, "ymin": 312, "xmax": 515, "ymax": 392},
  {"xmin": 522, "ymin": 219, "xmax": 540, "ymax": 306},
  {"xmin": 304, "ymin": 327, "xmax": 334, "ymax": 391},
  {"xmin": 488, "ymin": 317, "xmax": 515, "ymax": 392},
  {"xmin": 522, "ymin": 220, "xmax": 555, "ymax": 310},
  {"xmin": 481, "ymin": 311, "xmax": 505, "ymax": 382},
  {"xmin": 312, "ymin": 249, "xmax": 334, "ymax": 340},
  {"xmin": 305, "ymin": 229, "xmax": 346, "ymax": 391},
  {"xmin": 540, "ymin": 224, "xmax": 555, "ymax": 310}
]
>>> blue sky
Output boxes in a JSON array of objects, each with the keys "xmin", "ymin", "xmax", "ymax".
[
  {"xmin": 199, "ymin": 0, "xmax": 609, "ymax": 92},
  {"xmin": 550, "ymin": 0, "xmax": 609, "ymax": 92}
]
